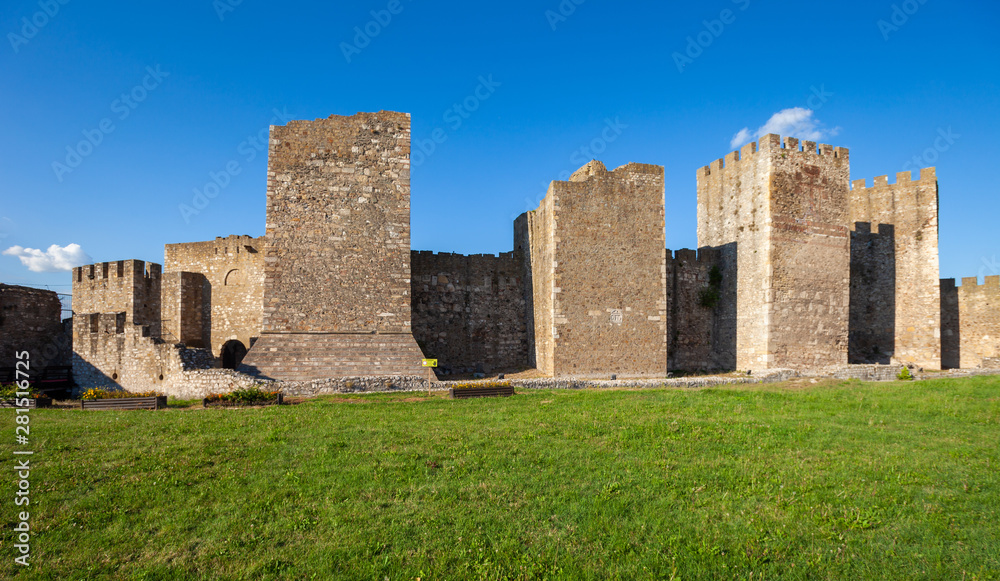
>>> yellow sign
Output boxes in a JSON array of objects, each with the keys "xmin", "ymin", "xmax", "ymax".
[{"xmin": 421, "ymin": 359, "xmax": 438, "ymax": 368}]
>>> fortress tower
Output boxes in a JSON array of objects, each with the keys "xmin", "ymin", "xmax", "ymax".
[
  {"xmin": 698, "ymin": 135, "xmax": 851, "ymax": 370},
  {"xmin": 849, "ymin": 169, "xmax": 941, "ymax": 369},
  {"xmin": 240, "ymin": 111, "xmax": 427, "ymax": 381},
  {"xmin": 517, "ymin": 161, "xmax": 667, "ymax": 377}
]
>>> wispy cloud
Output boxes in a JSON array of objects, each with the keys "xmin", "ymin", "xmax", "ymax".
[
  {"xmin": 730, "ymin": 107, "xmax": 840, "ymax": 149},
  {"xmin": 3, "ymin": 244, "xmax": 92, "ymax": 272}
]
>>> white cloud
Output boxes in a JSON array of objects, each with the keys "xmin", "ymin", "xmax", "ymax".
[
  {"xmin": 3, "ymin": 244, "xmax": 92, "ymax": 273},
  {"xmin": 730, "ymin": 107, "xmax": 840, "ymax": 149}
]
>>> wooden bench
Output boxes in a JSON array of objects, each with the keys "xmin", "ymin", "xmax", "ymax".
[
  {"xmin": 81, "ymin": 396, "xmax": 167, "ymax": 410},
  {"xmin": 449, "ymin": 386, "xmax": 515, "ymax": 399}
]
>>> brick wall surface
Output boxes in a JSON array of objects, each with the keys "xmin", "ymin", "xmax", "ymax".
[{"xmin": 411, "ymin": 251, "xmax": 529, "ymax": 374}]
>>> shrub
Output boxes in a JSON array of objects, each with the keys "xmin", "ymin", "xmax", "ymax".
[
  {"xmin": 205, "ymin": 385, "xmax": 281, "ymax": 404},
  {"xmin": 0, "ymin": 383, "xmax": 38, "ymax": 399},
  {"xmin": 81, "ymin": 388, "xmax": 162, "ymax": 400},
  {"xmin": 897, "ymin": 367, "xmax": 914, "ymax": 381}
]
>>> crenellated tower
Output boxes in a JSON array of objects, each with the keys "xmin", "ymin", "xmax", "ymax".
[
  {"xmin": 697, "ymin": 135, "xmax": 851, "ymax": 370},
  {"xmin": 848, "ymin": 169, "xmax": 940, "ymax": 369}
]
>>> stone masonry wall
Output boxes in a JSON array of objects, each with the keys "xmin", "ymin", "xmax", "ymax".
[
  {"xmin": 164, "ymin": 235, "xmax": 264, "ymax": 357},
  {"xmin": 666, "ymin": 247, "xmax": 735, "ymax": 371},
  {"xmin": 72, "ymin": 312, "xmax": 214, "ymax": 392},
  {"xmin": 849, "ymin": 223, "xmax": 896, "ymax": 364},
  {"xmin": 73, "ymin": 260, "xmax": 162, "ymax": 338},
  {"xmin": 161, "ymin": 271, "xmax": 206, "ymax": 347},
  {"xmin": 242, "ymin": 111, "xmax": 426, "ymax": 381},
  {"xmin": 260, "ymin": 112, "xmax": 413, "ymax": 334},
  {"xmin": 526, "ymin": 160, "xmax": 667, "ymax": 378},
  {"xmin": 849, "ymin": 169, "xmax": 941, "ymax": 369},
  {"xmin": 940, "ymin": 276, "xmax": 1000, "ymax": 369},
  {"xmin": 0, "ymin": 284, "xmax": 70, "ymax": 370},
  {"xmin": 411, "ymin": 250, "xmax": 529, "ymax": 374},
  {"xmin": 698, "ymin": 135, "xmax": 850, "ymax": 370}
]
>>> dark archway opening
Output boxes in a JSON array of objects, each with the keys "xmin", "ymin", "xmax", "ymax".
[{"xmin": 221, "ymin": 340, "xmax": 248, "ymax": 370}]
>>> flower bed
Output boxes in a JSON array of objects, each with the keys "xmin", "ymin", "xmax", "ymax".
[
  {"xmin": 0, "ymin": 383, "xmax": 52, "ymax": 408},
  {"xmin": 203, "ymin": 386, "xmax": 283, "ymax": 408},
  {"xmin": 448, "ymin": 381, "xmax": 515, "ymax": 400},
  {"xmin": 80, "ymin": 388, "xmax": 167, "ymax": 410}
]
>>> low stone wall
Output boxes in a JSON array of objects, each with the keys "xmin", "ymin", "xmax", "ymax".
[
  {"xmin": 158, "ymin": 370, "xmax": 432, "ymax": 400},
  {"xmin": 162, "ymin": 369, "xmax": 263, "ymax": 400},
  {"xmin": 277, "ymin": 376, "xmax": 430, "ymax": 396},
  {"xmin": 830, "ymin": 364, "xmax": 907, "ymax": 382},
  {"xmin": 510, "ymin": 369, "xmax": 797, "ymax": 391}
]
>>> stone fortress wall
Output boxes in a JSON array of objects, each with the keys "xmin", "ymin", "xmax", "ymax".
[
  {"xmin": 697, "ymin": 136, "xmax": 852, "ymax": 371},
  {"xmin": 164, "ymin": 235, "xmax": 265, "ymax": 359},
  {"xmin": 0, "ymin": 284, "xmax": 70, "ymax": 372},
  {"xmin": 849, "ymin": 169, "xmax": 941, "ymax": 369},
  {"xmin": 239, "ymin": 111, "xmax": 427, "ymax": 381},
  {"xmin": 56, "ymin": 110, "xmax": 1000, "ymax": 396},
  {"xmin": 410, "ymin": 250, "xmax": 528, "ymax": 374},
  {"xmin": 941, "ymin": 276, "xmax": 1000, "ymax": 369}
]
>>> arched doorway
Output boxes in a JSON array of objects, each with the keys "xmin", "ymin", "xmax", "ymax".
[{"xmin": 221, "ymin": 340, "xmax": 248, "ymax": 369}]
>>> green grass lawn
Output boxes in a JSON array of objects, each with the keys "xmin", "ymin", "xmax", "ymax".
[{"xmin": 3, "ymin": 376, "xmax": 1000, "ymax": 580}]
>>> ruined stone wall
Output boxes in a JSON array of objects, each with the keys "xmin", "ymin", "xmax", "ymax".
[
  {"xmin": 160, "ymin": 271, "xmax": 206, "ymax": 347},
  {"xmin": 666, "ymin": 247, "xmax": 735, "ymax": 371},
  {"xmin": 525, "ymin": 161, "xmax": 667, "ymax": 378},
  {"xmin": 260, "ymin": 112, "xmax": 412, "ymax": 334},
  {"xmin": 0, "ymin": 284, "xmax": 70, "ymax": 370},
  {"xmin": 164, "ymin": 235, "xmax": 264, "ymax": 356},
  {"xmin": 698, "ymin": 136, "xmax": 850, "ymax": 370},
  {"xmin": 73, "ymin": 260, "xmax": 162, "ymax": 338},
  {"xmin": 849, "ymin": 169, "xmax": 941, "ymax": 369},
  {"xmin": 71, "ymin": 312, "xmax": 214, "ymax": 392},
  {"xmin": 411, "ymin": 251, "xmax": 529, "ymax": 373},
  {"xmin": 940, "ymin": 276, "xmax": 1000, "ymax": 369}
]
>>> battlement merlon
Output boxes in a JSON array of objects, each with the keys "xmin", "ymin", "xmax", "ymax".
[
  {"xmin": 74, "ymin": 260, "xmax": 161, "ymax": 283},
  {"xmin": 850, "ymin": 167, "xmax": 937, "ymax": 191},
  {"xmin": 697, "ymin": 134, "xmax": 849, "ymax": 179}
]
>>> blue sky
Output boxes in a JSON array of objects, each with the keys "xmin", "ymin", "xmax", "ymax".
[{"xmin": 1, "ymin": 0, "xmax": 998, "ymax": 302}]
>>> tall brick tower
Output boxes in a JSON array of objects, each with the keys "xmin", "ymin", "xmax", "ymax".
[
  {"xmin": 241, "ymin": 111, "xmax": 427, "ymax": 381},
  {"xmin": 697, "ymin": 135, "xmax": 851, "ymax": 370}
]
